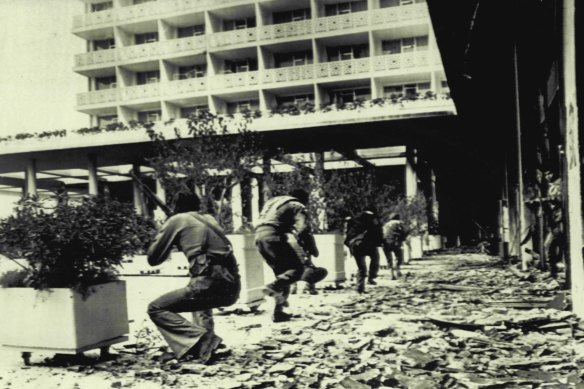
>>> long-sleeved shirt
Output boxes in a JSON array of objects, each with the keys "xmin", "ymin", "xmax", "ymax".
[
  {"xmin": 147, "ymin": 212, "xmax": 231, "ymax": 267},
  {"xmin": 255, "ymin": 195, "xmax": 307, "ymax": 235}
]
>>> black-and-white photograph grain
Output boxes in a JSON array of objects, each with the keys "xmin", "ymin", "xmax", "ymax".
[{"xmin": 1, "ymin": 0, "xmax": 583, "ymax": 388}]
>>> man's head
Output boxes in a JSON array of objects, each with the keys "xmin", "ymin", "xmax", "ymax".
[
  {"xmin": 172, "ymin": 192, "xmax": 201, "ymax": 214},
  {"xmin": 290, "ymin": 188, "xmax": 309, "ymax": 205}
]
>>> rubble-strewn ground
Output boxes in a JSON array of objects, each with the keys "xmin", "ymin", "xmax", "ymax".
[{"xmin": 2, "ymin": 253, "xmax": 584, "ymax": 389}]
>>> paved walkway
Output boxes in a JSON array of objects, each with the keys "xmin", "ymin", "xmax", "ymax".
[{"xmin": 1, "ymin": 253, "xmax": 582, "ymax": 388}]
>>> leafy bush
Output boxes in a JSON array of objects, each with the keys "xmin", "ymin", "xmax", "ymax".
[
  {"xmin": 0, "ymin": 196, "xmax": 155, "ymax": 294},
  {"xmin": 0, "ymin": 269, "xmax": 29, "ymax": 288}
]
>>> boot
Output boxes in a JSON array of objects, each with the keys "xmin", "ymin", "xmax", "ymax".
[{"xmin": 273, "ymin": 310, "xmax": 293, "ymax": 323}]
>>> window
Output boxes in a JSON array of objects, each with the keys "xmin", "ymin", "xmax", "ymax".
[
  {"xmin": 138, "ymin": 110, "xmax": 161, "ymax": 123},
  {"xmin": 330, "ymin": 87, "xmax": 371, "ymax": 103},
  {"xmin": 224, "ymin": 59, "xmax": 258, "ymax": 74},
  {"xmin": 180, "ymin": 105, "xmax": 209, "ymax": 118},
  {"xmin": 381, "ymin": 40, "xmax": 401, "ymax": 54},
  {"xmin": 97, "ymin": 115, "xmax": 117, "ymax": 127},
  {"xmin": 401, "ymin": 37, "xmax": 415, "ymax": 53},
  {"xmin": 227, "ymin": 100, "xmax": 259, "ymax": 114},
  {"xmin": 133, "ymin": 0, "xmax": 156, "ymax": 4},
  {"xmin": 95, "ymin": 76, "xmax": 117, "ymax": 90},
  {"xmin": 223, "ymin": 18, "xmax": 256, "ymax": 31},
  {"xmin": 177, "ymin": 65, "xmax": 206, "ymax": 80},
  {"xmin": 273, "ymin": 8, "xmax": 311, "ymax": 24},
  {"xmin": 401, "ymin": 0, "xmax": 414, "ymax": 4},
  {"xmin": 379, "ymin": 0, "xmax": 399, "ymax": 8},
  {"xmin": 91, "ymin": 1, "xmax": 113, "ymax": 12},
  {"xmin": 404, "ymin": 84, "xmax": 418, "ymax": 97},
  {"xmin": 276, "ymin": 94, "xmax": 314, "ymax": 107},
  {"xmin": 417, "ymin": 82, "xmax": 431, "ymax": 91},
  {"xmin": 383, "ymin": 85, "xmax": 403, "ymax": 97},
  {"xmin": 327, "ymin": 44, "xmax": 368, "ymax": 61},
  {"xmin": 93, "ymin": 38, "xmax": 115, "ymax": 51},
  {"xmin": 441, "ymin": 80, "xmax": 449, "ymax": 88},
  {"xmin": 177, "ymin": 24, "xmax": 205, "ymax": 38},
  {"xmin": 274, "ymin": 51, "xmax": 313, "ymax": 68},
  {"xmin": 324, "ymin": 1, "xmax": 366, "ymax": 16},
  {"xmin": 135, "ymin": 32, "xmax": 158, "ymax": 45},
  {"xmin": 415, "ymin": 36, "xmax": 429, "ymax": 50},
  {"xmin": 137, "ymin": 71, "xmax": 160, "ymax": 85}
]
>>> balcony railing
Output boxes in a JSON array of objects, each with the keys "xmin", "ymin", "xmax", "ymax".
[
  {"xmin": 212, "ymin": 71, "xmax": 259, "ymax": 90},
  {"xmin": 165, "ymin": 77, "xmax": 208, "ymax": 95},
  {"xmin": 74, "ymin": 1, "xmax": 428, "ymax": 33},
  {"xmin": 372, "ymin": 52, "xmax": 432, "ymax": 72},
  {"xmin": 207, "ymin": 28, "xmax": 257, "ymax": 48},
  {"xmin": 75, "ymin": 49, "xmax": 116, "ymax": 67},
  {"xmin": 123, "ymin": 83, "xmax": 161, "ymax": 101},
  {"xmin": 75, "ymin": 50, "xmax": 441, "ymax": 108},
  {"xmin": 74, "ymin": 4, "xmax": 429, "ymax": 68},
  {"xmin": 159, "ymin": 35, "xmax": 206, "ymax": 56},
  {"xmin": 262, "ymin": 64, "xmax": 314, "ymax": 84},
  {"xmin": 73, "ymin": 9, "xmax": 114, "ymax": 29},
  {"xmin": 259, "ymin": 19, "xmax": 313, "ymax": 41},
  {"xmin": 76, "ymin": 89, "xmax": 120, "ymax": 106},
  {"xmin": 118, "ymin": 42, "xmax": 160, "ymax": 61},
  {"xmin": 316, "ymin": 57, "xmax": 371, "ymax": 78}
]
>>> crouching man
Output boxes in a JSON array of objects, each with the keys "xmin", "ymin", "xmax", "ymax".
[{"xmin": 147, "ymin": 193, "xmax": 240, "ymax": 363}]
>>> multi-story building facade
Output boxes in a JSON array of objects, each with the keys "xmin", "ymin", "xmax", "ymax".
[{"xmin": 72, "ymin": 0, "xmax": 453, "ymax": 127}]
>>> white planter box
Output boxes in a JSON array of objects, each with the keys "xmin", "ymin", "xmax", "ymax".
[
  {"xmin": 1, "ymin": 281, "xmax": 129, "ymax": 354},
  {"xmin": 227, "ymin": 234, "xmax": 265, "ymax": 307},
  {"xmin": 424, "ymin": 234, "xmax": 443, "ymax": 251},
  {"xmin": 407, "ymin": 235, "xmax": 424, "ymax": 260},
  {"xmin": 314, "ymin": 233, "xmax": 346, "ymax": 285}
]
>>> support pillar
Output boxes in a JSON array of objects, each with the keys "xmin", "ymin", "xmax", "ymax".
[
  {"xmin": 405, "ymin": 148, "xmax": 418, "ymax": 198},
  {"xmin": 25, "ymin": 159, "xmax": 37, "ymax": 197},
  {"xmin": 312, "ymin": 152, "xmax": 327, "ymax": 231},
  {"xmin": 250, "ymin": 177, "xmax": 260, "ymax": 223},
  {"xmin": 87, "ymin": 154, "xmax": 99, "ymax": 196},
  {"xmin": 154, "ymin": 178, "xmax": 167, "ymax": 220},
  {"xmin": 132, "ymin": 164, "xmax": 146, "ymax": 216},
  {"xmin": 262, "ymin": 156, "xmax": 272, "ymax": 204},
  {"xmin": 231, "ymin": 182, "xmax": 243, "ymax": 231},
  {"xmin": 561, "ymin": 0, "xmax": 584, "ymax": 317}
]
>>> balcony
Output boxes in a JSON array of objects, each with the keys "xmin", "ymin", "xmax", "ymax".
[
  {"xmin": 73, "ymin": 9, "xmax": 114, "ymax": 29},
  {"xmin": 159, "ymin": 35, "xmax": 206, "ymax": 56},
  {"xmin": 315, "ymin": 11, "xmax": 369, "ymax": 34},
  {"xmin": 116, "ymin": 2, "xmax": 161, "ymax": 22},
  {"xmin": 118, "ymin": 42, "xmax": 160, "ymax": 62},
  {"xmin": 75, "ymin": 49, "xmax": 116, "ymax": 67},
  {"xmin": 372, "ymin": 52, "xmax": 434, "ymax": 72},
  {"xmin": 262, "ymin": 65, "xmax": 314, "ymax": 84},
  {"xmin": 371, "ymin": 3, "xmax": 428, "ymax": 26},
  {"xmin": 122, "ymin": 83, "xmax": 161, "ymax": 101},
  {"xmin": 316, "ymin": 58, "xmax": 371, "ymax": 78},
  {"xmin": 76, "ymin": 89, "xmax": 120, "ymax": 106},
  {"xmin": 212, "ymin": 71, "xmax": 259, "ymax": 90},
  {"xmin": 259, "ymin": 19, "xmax": 313, "ymax": 41},
  {"xmin": 207, "ymin": 28, "xmax": 257, "ymax": 49},
  {"xmin": 165, "ymin": 77, "xmax": 208, "ymax": 95}
]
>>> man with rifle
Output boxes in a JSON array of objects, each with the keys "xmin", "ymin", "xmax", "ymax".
[
  {"xmin": 255, "ymin": 189, "xmax": 324, "ymax": 322},
  {"xmin": 142, "ymin": 186, "xmax": 240, "ymax": 364}
]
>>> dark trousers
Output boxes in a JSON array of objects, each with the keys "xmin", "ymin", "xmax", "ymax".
[
  {"xmin": 350, "ymin": 243, "xmax": 379, "ymax": 292},
  {"xmin": 544, "ymin": 232, "xmax": 563, "ymax": 278},
  {"xmin": 382, "ymin": 241, "xmax": 403, "ymax": 278},
  {"xmin": 255, "ymin": 232, "xmax": 304, "ymax": 311},
  {"xmin": 148, "ymin": 275, "xmax": 239, "ymax": 359}
]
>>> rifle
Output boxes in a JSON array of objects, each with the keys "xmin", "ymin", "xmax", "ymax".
[{"xmin": 128, "ymin": 170, "xmax": 173, "ymax": 217}]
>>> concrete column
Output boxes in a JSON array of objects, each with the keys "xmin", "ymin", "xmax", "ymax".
[
  {"xmin": 25, "ymin": 159, "xmax": 37, "ymax": 197},
  {"xmin": 87, "ymin": 154, "xmax": 99, "ymax": 196},
  {"xmin": 561, "ymin": 0, "xmax": 584, "ymax": 317},
  {"xmin": 154, "ymin": 178, "xmax": 167, "ymax": 220},
  {"xmin": 312, "ymin": 152, "xmax": 327, "ymax": 231},
  {"xmin": 250, "ymin": 177, "xmax": 260, "ymax": 223},
  {"xmin": 430, "ymin": 168, "xmax": 439, "ymax": 228},
  {"xmin": 405, "ymin": 148, "xmax": 418, "ymax": 198},
  {"xmin": 132, "ymin": 164, "xmax": 145, "ymax": 216},
  {"xmin": 231, "ymin": 183, "xmax": 243, "ymax": 231}
]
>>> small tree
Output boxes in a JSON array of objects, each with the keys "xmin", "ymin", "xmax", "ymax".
[{"xmin": 147, "ymin": 110, "xmax": 264, "ymax": 231}]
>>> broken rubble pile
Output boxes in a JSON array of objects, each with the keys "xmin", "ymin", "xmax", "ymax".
[{"xmin": 22, "ymin": 254, "xmax": 583, "ymax": 389}]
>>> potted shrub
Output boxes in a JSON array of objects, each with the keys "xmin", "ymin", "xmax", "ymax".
[{"xmin": 0, "ymin": 195, "xmax": 152, "ymax": 361}]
